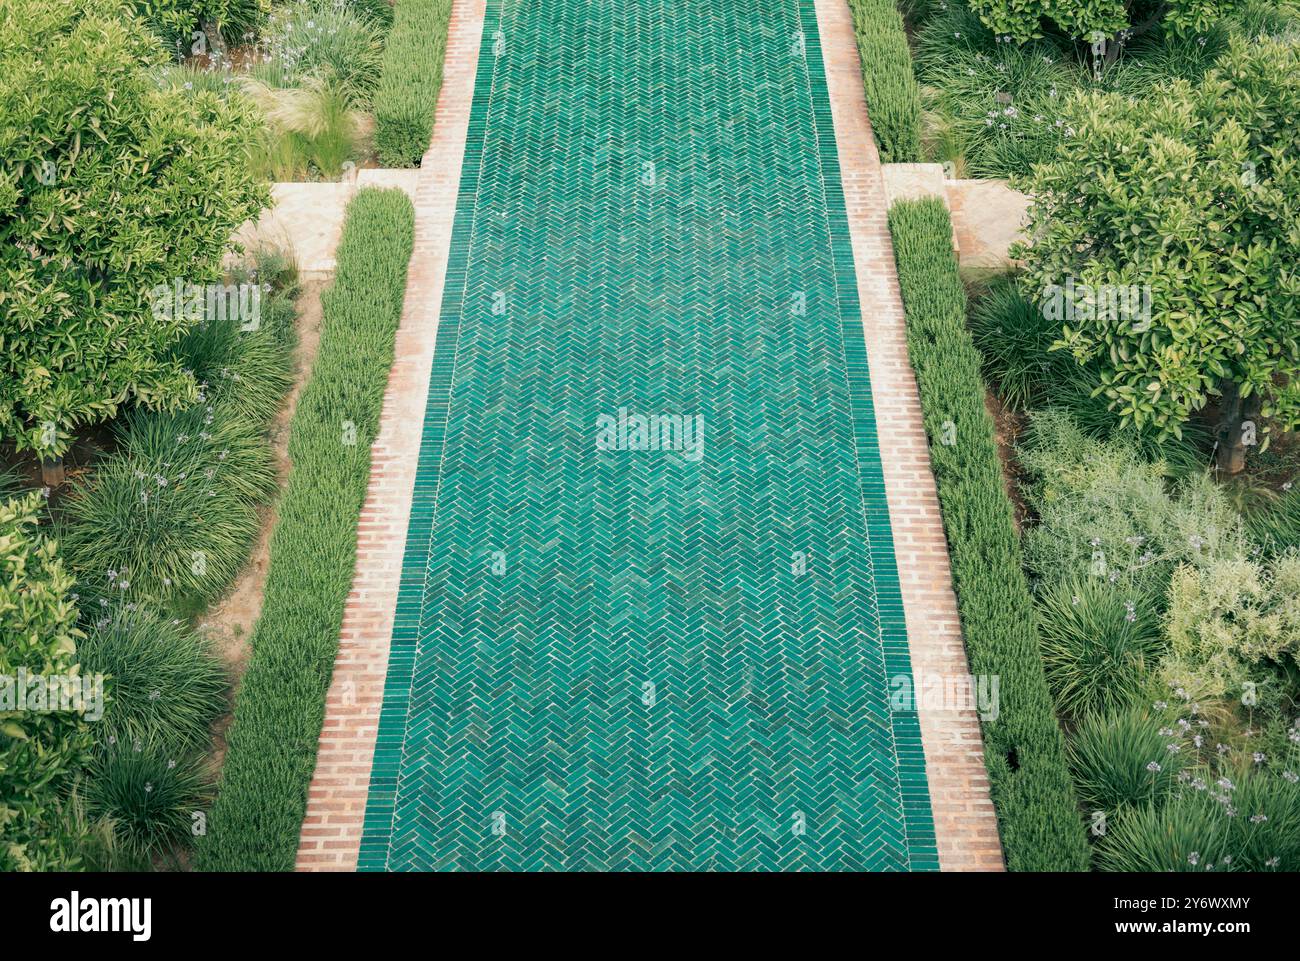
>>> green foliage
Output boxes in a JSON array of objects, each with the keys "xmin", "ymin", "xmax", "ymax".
[
  {"xmin": 84, "ymin": 744, "xmax": 210, "ymax": 863},
  {"xmin": 59, "ymin": 408, "xmax": 272, "ymax": 610},
  {"xmin": 1037, "ymin": 577, "xmax": 1163, "ymax": 718},
  {"xmin": 197, "ymin": 188, "xmax": 415, "ymax": 870},
  {"xmin": 845, "ymin": 0, "xmax": 923, "ymax": 162},
  {"xmin": 1246, "ymin": 486, "xmax": 1300, "ymax": 556},
  {"xmin": 968, "ymin": 276, "xmax": 1078, "ymax": 410},
  {"xmin": 244, "ymin": 74, "xmax": 367, "ymax": 181},
  {"xmin": 1013, "ymin": 37, "xmax": 1300, "ymax": 447},
  {"xmin": 1230, "ymin": 0, "xmax": 1300, "ymax": 39},
  {"xmin": 1069, "ymin": 706, "xmax": 1187, "ymax": 815},
  {"xmin": 342, "ymin": 0, "xmax": 393, "ymax": 30},
  {"xmin": 77, "ymin": 607, "xmax": 228, "ymax": 754},
  {"xmin": 1165, "ymin": 554, "xmax": 1300, "ymax": 699},
  {"xmin": 969, "ymin": 0, "xmax": 1243, "ymax": 43},
  {"xmin": 177, "ymin": 311, "xmax": 294, "ymax": 428},
  {"xmin": 1018, "ymin": 408, "xmax": 1245, "ymax": 594},
  {"xmin": 915, "ymin": 14, "xmax": 1082, "ymax": 178},
  {"xmin": 0, "ymin": 493, "xmax": 92, "ymax": 871},
  {"xmin": 373, "ymin": 0, "xmax": 452, "ymax": 166},
  {"xmin": 887, "ymin": 197, "xmax": 1089, "ymax": 871},
  {"xmin": 58, "ymin": 246, "xmax": 295, "ymax": 612},
  {"xmin": 0, "ymin": 0, "xmax": 269, "ymax": 458},
  {"xmin": 135, "ymin": 0, "xmax": 270, "ymax": 48},
  {"xmin": 260, "ymin": 0, "xmax": 385, "ymax": 105},
  {"xmin": 1097, "ymin": 765, "xmax": 1300, "ymax": 871}
]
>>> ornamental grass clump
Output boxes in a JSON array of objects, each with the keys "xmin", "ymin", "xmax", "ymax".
[
  {"xmin": 77, "ymin": 607, "xmax": 229, "ymax": 755},
  {"xmin": 1097, "ymin": 763, "xmax": 1300, "ymax": 872},
  {"xmin": 1068, "ymin": 706, "xmax": 1188, "ymax": 814},
  {"xmin": 60, "ymin": 409, "xmax": 270, "ymax": 610},
  {"xmin": 1037, "ymin": 577, "xmax": 1164, "ymax": 718},
  {"xmin": 84, "ymin": 744, "xmax": 211, "ymax": 866}
]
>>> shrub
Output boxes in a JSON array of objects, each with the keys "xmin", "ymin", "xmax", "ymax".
[
  {"xmin": 1068, "ymin": 707, "xmax": 1187, "ymax": 816},
  {"xmin": 59, "ymin": 409, "xmax": 272, "ymax": 609},
  {"xmin": 1097, "ymin": 765, "xmax": 1300, "ymax": 871},
  {"xmin": 135, "ymin": 2, "xmax": 271, "ymax": 48},
  {"xmin": 969, "ymin": 0, "xmax": 1243, "ymax": 47},
  {"xmin": 373, "ymin": 0, "xmax": 452, "ymax": 166},
  {"xmin": 1018, "ymin": 408, "xmax": 1246, "ymax": 595},
  {"xmin": 77, "ymin": 607, "xmax": 228, "ymax": 754},
  {"xmin": 845, "ymin": 0, "xmax": 923, "ymax": 162},
  {"xmin": 0, "ymin": 493, "xmax": 93, "ymax": 871},
  {"xmin": 1164, "ymin": 554, "xmax": 1300, "ymax": 700},
  {"xmin": 887, "ymin": 197, "xmax": 1090, "ymax": 871},
  {"xmin": 84, "ymin": 744, "xmax": 211, "ymax": 863},
  {"xmin": 1038, "ymin": 577, "xmax": 1164, "ymax": 718},
  {"xmin": 1013, "ymin": 37, "xmax": 1300, "ymax": 475},
  {"xmin": 197, "ymin": 188, "xmax": 415, "ymax": 871},
  {"xmin": 0, "ymin": 0, "xmax": 269, "ymax": 460}
]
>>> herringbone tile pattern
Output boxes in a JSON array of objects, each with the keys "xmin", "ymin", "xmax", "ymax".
[{"xmin": 358, "ymin": 0, "xmax": 938, "ymax": 871}]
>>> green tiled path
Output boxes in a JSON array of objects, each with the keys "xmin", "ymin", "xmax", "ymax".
[{"xmin": 359, "ymin": 0, "xmax": 938, "ymax": 870}]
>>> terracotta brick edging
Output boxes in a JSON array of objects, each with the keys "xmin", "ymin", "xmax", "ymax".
[
  {"xmin": 298, "ymin": 0, "xmax": 1002, "ymax": 871},
  {"xmin": 295, "ymin": 0, "xmax": 488, "ymax": 871},
  {"xmin": 813, "ymin": 0, "xmax": 1004, "ymax": 869}
]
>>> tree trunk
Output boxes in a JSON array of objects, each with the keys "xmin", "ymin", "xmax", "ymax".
[
  {"xmin": 40, "ymin": 455, "xmax": 65, "ymax": 488},
  {"xmin": 1215, "ymin": 379, "xmax": 1257, "ymax": 476}
]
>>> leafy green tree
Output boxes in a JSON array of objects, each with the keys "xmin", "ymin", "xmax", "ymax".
[
  {"xmin": 0, "ymin": 0, "xmax": 269, "ymax": 473},
  {"xmin": 0, "ymin": 493, "xmax": 92, "ymax": 871},
  {"xmin": 1014, "ymin": 37, "xmax": 1300, "ymax": 474},
  {"xmin": 970, "ymin": 0, "xmax": 1242, "ymax": 59}
]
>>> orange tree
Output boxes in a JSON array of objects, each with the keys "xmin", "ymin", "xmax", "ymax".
[
  {"xmin": 1014, "ymin": 37, "xmax": 1300, "ymax": 474},
  {"xmin": 0, "ymin": 0, "xmax": 268, "ymax": 476}
]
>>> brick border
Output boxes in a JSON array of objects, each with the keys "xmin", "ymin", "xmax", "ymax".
[
  {"xmin": 813, "ymin": 0, "xmax": 1004, "ymax": 870},
  {"xmin": 296, "ymin": 0, "xmax": 487, "ymax": 871},
  {"xmin": 300, "ymin": 0, "xmax": 1003, "ymax": 871}
]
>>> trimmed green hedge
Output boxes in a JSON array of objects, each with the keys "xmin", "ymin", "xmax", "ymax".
[
  {"xmin": 846, "ymin": 0, "xmax": 923, "ymax": 162},
  {"xmin": 196, "ymin": 188, "xmax": 415, "ymax": 870},
  {"xmin": 887, "ymin": 197, "xmax": 1090, "ymax": 871},
  {"xmin": 373, "ymin": 0, "xmax": 453, "ymax": 167}
]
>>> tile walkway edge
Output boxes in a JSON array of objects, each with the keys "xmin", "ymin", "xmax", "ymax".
[
  {"xmin": 297, "ymin": 0, "xmax": 1003, "ymax": 871},
  {"xmin": 813, "ymin": 0, "xmax": 1004, "ymax": 869},
  {"xmin": 295, "ymin": 0, "xmax": 487, "ymax": 871}
]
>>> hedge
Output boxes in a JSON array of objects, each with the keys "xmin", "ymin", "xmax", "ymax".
[
  {"xmin": 196, "ymin": 188, "xmax": 416, "ymax": 870},
  {"xmin": 373, "ymin": 0, "xmax": 453, "ymax": 166},
  {"xmin": 887, "ymin": 197, "xmax": 1090, "ymax": 871},
  {"xmin": 846, "ymin": 0, "xmax": 923, "ymax": 162}
]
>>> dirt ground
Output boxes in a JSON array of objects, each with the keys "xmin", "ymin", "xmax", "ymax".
[{"xmin": 197, "ymin": 278, "xmax": 326, "ymax": 764}]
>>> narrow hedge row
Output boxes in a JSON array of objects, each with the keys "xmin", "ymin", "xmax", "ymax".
[
  {"xmin": 887, "ymin": 197, "xmax": 1090, "ymax": 871},
  {"xmin": 845, "ymin": 0, "xmax": 923, "ymax": 162},
  {"xmin": 196, "ymin": 188, "xmax": 416, "ymax": 870},
  {"xmin": 373, "ymin": 0, "xmax": 453, "ymax": 167}
]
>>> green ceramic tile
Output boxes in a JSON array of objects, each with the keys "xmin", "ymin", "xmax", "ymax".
[{"xmin": 359, "ymin": 0, "xmax": 939, "ymax": 871}]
